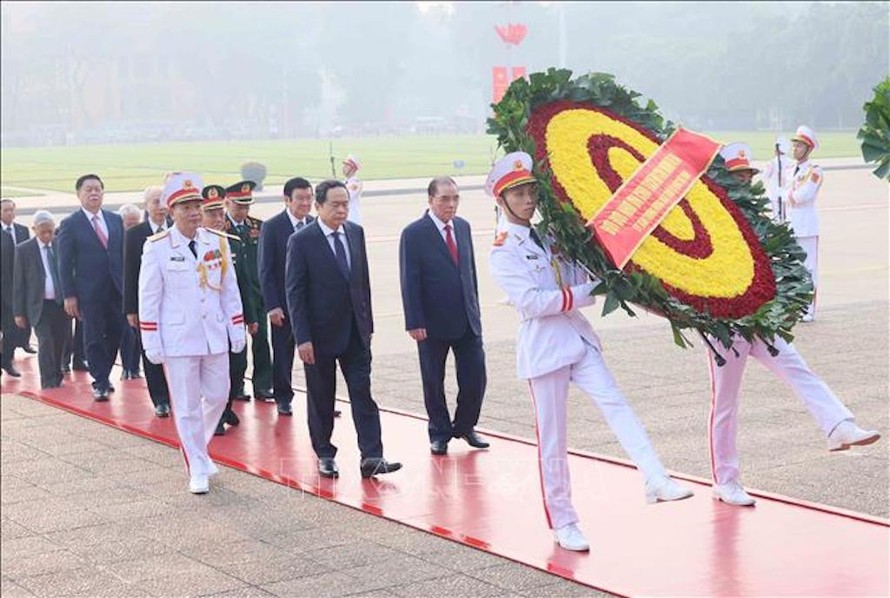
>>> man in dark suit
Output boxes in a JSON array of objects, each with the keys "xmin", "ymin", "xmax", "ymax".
[
  {"xmin": 2, "ymin": 198, "xmax": 35, "ymax": 356},
  {"xmin": 286, "ymin": 180, "xmax": 401, "ymax": 479},
  {"xmin": 57, "ymin": 174, "xmax": 125, "ymax": 401},
  {"xmin": 123, "ymin": 186, "xmax": 171, "ymax": 416},
  {"xmin": 399, "ymin": 177, "xmax": 489, "ymax": 455},
  {"xmin": 0, "ymin": 220, "xmax": 16, "ymax": 377},
  {"xmin": 12, "ymin": 211, "xmax": 71, "ymax": 389},
  {"xmin": 259, "ymin": 177, "xmax": 315, "ymax": 416}
]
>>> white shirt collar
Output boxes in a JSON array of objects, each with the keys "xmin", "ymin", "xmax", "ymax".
[
  {"xmin": 317, "ymin": 219, "xmax": 345, "ymax": 237},
  {"xmin": 286, "ymin": 209, "xmax": 308, "ymax": 229},
  {"xmin": 82, "ymin": 207, "xmax": 103, "ymax": 222},
  {"xmin": 426, "ymin": 210, "xmax": 451, "ymax": 232}
]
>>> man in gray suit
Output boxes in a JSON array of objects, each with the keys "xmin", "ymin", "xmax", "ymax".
[{"xmin": 13, "ymin": 211, "xmax": 71, "ymax": 389}]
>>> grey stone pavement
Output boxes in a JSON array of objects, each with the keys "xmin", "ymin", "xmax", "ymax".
[{"xmin": 2, "ymin": 163, "xmax": 888, "ymax": 596}]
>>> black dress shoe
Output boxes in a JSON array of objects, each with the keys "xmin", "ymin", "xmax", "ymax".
[
  {"xmin": 120, "ymin": 371, "xmax": 131, "ymax": 381},
  {"xmin": 72, "ymin": 361, "xmax": 89, "ymax": 372},
  {"xmin": 223, "ymin": 409, "xmax": 240, "ymax": 426},
  {"xmin": 430, "ymin": 439, "xmax": 448, "ymax": 455},
  {"xmin": 1, "ymin": 363, "xmax": 21, "ymax": 377},
  {"xmin": 334, "ymin": 409, "xmax": 342, "ymax": 418},
  {"xmin": 360, "ymin": 458, "xmax": 402, "ymax": 479},
  {"xmin": 255, "ymin": 390, "xmax": 275, "ymax": 402},
  {"xmin": 458, "ymin": 430, "xmax": 490, "ymax": 449},
  {"xmin": 23, "ymin": 345, "xmax": 37, "ymax": 354},
  {"xmin": 154, "ymin": 403, "xmax": 170, "ymax": 417},
  {"xmin": 92, "ymin": 387, "xmax": 109, "ymax": 402},
  {"xmin": 214, "ymin": 421, "xmax": 226, "ymax": 436},
  {"xmin": 234, "ymin": 393, "xmax": 252, "ymax": 401},
  {"xmin": 61, "ymin": 364, "xmax": 71, "ymax": 374},
  {"xmin": 318, "ymin": 458, "xmax": 339, "ymax": 478},
  {"xmin": 277, "ymin": 404, "xmax": 293, "ymax": 416}
]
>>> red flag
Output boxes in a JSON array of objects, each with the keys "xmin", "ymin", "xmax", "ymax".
[
  {"xmin": 492, "ymin": 66, "xmax": 509, "ymax": 103},
  {"xmin": 495, "ymin": 23, "xmax": 527, "ymax": 45},
  {"xmin": 511, "ymin": 66, "xmax": 527, "ymax": 81}
]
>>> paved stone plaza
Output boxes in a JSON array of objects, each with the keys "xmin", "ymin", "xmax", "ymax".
[{"xmin": 2, "ymin": 161, "xmax": 887, "ymax": 596}]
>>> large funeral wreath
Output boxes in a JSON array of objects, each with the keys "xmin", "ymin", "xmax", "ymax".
[{"xmin": 487, "ymin": 69, "xmax": 813, "ymax": 353}]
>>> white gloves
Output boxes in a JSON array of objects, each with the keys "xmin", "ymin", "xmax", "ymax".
[
  {"xmin": 145, "ymin": 350, "xmax": 165, "ymax": 365},
  {"xmin": 230, "ymin": 336, "xmax": 246, "ymax": 354}
]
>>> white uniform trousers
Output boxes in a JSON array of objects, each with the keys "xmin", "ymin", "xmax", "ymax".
[
  {"xmin": 707, "ymin": 336, "xmax": 852, "ymax": 485},
  {"xmin": 164, "ymin": 353, "xmax": 230, "ymax": 476},
  {"xmin": 527, "ymin": 341, "xmax": 667, "ymax": 530},
  {"xmin": 797, "ymin": 236, "xmax": 819, "ymax": 319}
]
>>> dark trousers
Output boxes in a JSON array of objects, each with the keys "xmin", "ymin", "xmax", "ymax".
[
  {"xmin": 270, "ymin": 320, "xmax": 296, "ymax": 407},
  {"xmin": 34, "ymin": 301, "xmax": 71, "ymax": 389},
  {"xmin": 136, "ymin": 330, "xmax": 169, "ymax": 407},
  {"xmin": 80, "ymin": 293, "xmax": 124, "ymax": 390},
  {"xmin": 250, "ymin": 308, "xmax": 273, "ymax": 393},
  {"xmin": 63, "ymin": 318, "xmax": 86, "ymax": 367},
  {"xmin": 229, "ymin": 346, "xmax": 247, "ymax": 398},
  {"xmin": 418, "ymin": 328, "xmax": 487, "ymax": 442},
  {"xmin": 304, "ymin": 322, "xmax": 382, "ymax": 460},
  {"xmin": 0, "ymin": 310, "xmax": 14, "ymax": 367},
  {"xmin": 120, "ymin": 324, "xmax": 141, "ymax": 375}
]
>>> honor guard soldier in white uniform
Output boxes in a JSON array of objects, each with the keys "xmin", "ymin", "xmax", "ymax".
[
  {"xmin": 343, "ymin": 154, "xmax": 364, "ymax": 225},
  {"xmin": 720, "ymin": 142, "xmax": 760, "ymax": 184},
  {"xmin": 787, "ymin": 125, "xmax": 822, "ymax": 321},
  {"xmin": 139, "ymin": 173, "xmax": 246, "ymax": 494},
  {"xmin": 487, "ymin": 152, "xmax": 693, "ymax": 553},
  {"xmin": 761, "ymin": 136, "xmax": 794, "ymax": 222},
  {"xmin": 705, "ymin": 152, "xmax": 881, "ymax": 507}
]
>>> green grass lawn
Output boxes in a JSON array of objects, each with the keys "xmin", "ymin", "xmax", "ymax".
[{"xmin": 0, "ymin": 131, "xmax": 862, "ymax": 194}]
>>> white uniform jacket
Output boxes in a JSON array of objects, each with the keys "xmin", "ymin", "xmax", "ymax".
[
  {"xmin": 787, "ymin": 160, "xmax": 823, "ymax": 238},
  {"xmin": 138, "ymin": 226, "xmax": 245, "ymax": 357},
  {"xmin": 346, "ymin": 175, "xmax": 363, "ymax": 225},
  {"xmin": 489, "ymin": 223, "xmax": 600, "ymax": 380}
]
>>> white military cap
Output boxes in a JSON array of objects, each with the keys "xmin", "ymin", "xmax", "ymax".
[
  {"xmin": 485, "ymin": 151, "xmax": 536, "ymax": 197},
  {"xmin": 162, "ymin": 172, "xmax": 204, "ymax": 209},
  {"xmin": 719, "ymin": 142, "xmax": 760, "ymax": 174},
  {"xmin": 342, "ymin": 154, "xmax": 362, "ymax": 172},
  {"xmin": 791, "ymin": 125, "xmax": 819, "ymax": 151}
]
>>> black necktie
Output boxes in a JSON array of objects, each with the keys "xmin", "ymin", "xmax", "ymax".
[
  {"xmin": 295, "ymin": 220, "xmax": 305, "ymax": 233},
  {"xmin": 529, "ymin": 228, "xmax": 545, "ymax": 251},
  {"xmin": 333, "ymin": 232, "xmax": 350, "ymax": 276},
  {"xmin": 794, "ymin": 165, "xmax": 800, "ymax": 176},
  {"xmin": 45, "ymin": 245, "xmax": 63, "ymax": 305},
  {"xmin": 5, "ymin": 226, "xmax": 14, "ymax": 240},
  {"xmin": 188, "ymin": 239, "xmax": 197, "ymax": 258}
]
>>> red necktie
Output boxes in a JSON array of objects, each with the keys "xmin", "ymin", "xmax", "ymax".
[
  {"xmin": 444, "ymin": 224, "xmax": 458, "ymax": 265},
  {"xmin": 92, "ymin": 215, "xmax": 108, "ymax": 249}
]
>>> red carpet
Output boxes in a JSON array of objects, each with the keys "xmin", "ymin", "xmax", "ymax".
[{"xmin": 4, "ymin": 358, "xmax": 888, "ymax": 596}]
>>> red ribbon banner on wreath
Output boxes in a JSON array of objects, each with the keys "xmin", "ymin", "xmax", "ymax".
[{"xmin": 587, "ymin": 128, "xmax": 722, "ymax": 269}]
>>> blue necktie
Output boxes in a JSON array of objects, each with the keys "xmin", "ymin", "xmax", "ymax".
[{"xmin": 333, "ymin": 231, "xmax": 350, "ymax": 277}]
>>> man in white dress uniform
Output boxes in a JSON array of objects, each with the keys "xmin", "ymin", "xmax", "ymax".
[
  {"xmin": 487, "ymin": 152, "xmax": 693, "ymax": 553},
  {"xmin": 138, "ymin": 172, "xmax": 246, "ymax": 494}
]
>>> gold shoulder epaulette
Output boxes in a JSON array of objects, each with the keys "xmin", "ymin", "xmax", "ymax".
[
  {"xmin": 205, "ymin": 228, "xmax": 240, "ymax": 242},
  {"xmin": 147, "ymin": 230, "xmax": 170, "ymax": 242}
]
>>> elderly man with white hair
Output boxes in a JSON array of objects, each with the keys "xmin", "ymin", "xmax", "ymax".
[{"xmin": 12, "ymin": 211, "xmax": 71, "ymax": 389}]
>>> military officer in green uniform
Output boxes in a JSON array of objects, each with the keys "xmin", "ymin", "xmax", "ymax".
[
  {"xmin": 224, "ymin": 181, "xmax": 273, "ymax": 402},
  {"xmin": 200, "ymin": 184, "xmax": 256, "ymax": 435}
]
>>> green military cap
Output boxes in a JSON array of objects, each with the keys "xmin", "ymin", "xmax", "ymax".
[
  {"xmin": 225, "ymin": 180, "xmax": 257, "ymax": 205},
  {"xmin": 201, "ymin": 185, "xmax": 227, "ymax": 211}
]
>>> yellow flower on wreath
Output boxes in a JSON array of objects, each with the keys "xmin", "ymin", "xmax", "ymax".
[{"xmin": 544, "ymin": 108, "xmax": 755, "ymax": 299}]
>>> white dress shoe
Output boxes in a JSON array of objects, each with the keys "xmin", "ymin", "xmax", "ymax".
[
  {"xmin": 189, "ymin": 474, "xmax": 209, "ymax": 494},
  {"xmin": 645, "ymin": 475, "xmax": 695, "ymax": 504},
  {"xmin": 713, "ymin": 481, "xmax": 756, "ymax": 506},
  {"xmin": 828, "ymin": 420, "xmax": 880, "ymax": 451},
  {"xmin": 553, "ymin": 523, "xmax": 590, "ymax": 552}
]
